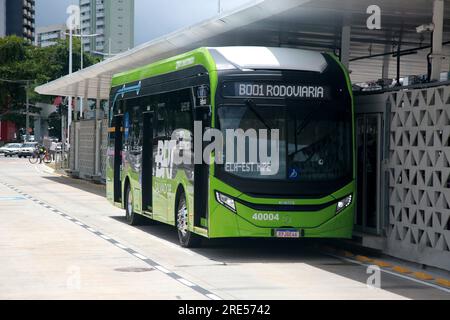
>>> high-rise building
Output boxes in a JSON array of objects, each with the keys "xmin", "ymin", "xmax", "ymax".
[
  {"xmin": 35, "ymin": 24, "xmax": 68, "ymax": 48},
  {"xmin": 0, "ymin": 0, "xmax": 35, "ymax": 43},
  {"xmin": 80, "ymin": 0, "xmax": 134, "ymax": 56},
  {"xmin": 0, "ymin": 0, "xmax": 6, "ymax": 38}
]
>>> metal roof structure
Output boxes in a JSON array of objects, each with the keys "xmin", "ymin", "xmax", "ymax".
[{"xmin": 36, "ymin": 0, "xmax": 450, "ymax": 100}]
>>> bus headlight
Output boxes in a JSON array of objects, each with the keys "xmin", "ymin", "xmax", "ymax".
[
  {"xmin": 215, "ymin": 192, "xmax": 236, "ymax": 213},
  {"xmin": 336, "ymin": 195, "xmax": 353, "ymax": 214}
]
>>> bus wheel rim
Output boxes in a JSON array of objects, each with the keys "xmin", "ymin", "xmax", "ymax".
[{"xmin": 178, "ymin": 201, "xmax": 188, "ymax": 236}]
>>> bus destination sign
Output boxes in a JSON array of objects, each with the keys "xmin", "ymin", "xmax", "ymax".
[{"xmin": 223, "ymin": 82, "xmax": 331, "ymax": 100}]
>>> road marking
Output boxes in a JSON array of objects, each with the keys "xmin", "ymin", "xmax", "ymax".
[
  {"xmin": 155, "ymin": 265, "xmax": 171, "ymax": 274},
  {"xmin": 0, "ymin": 196, "xmax": 26, "ymax": 201},
  {"xmin": 115, "ymin": 243, "xmax": 128, "ymax": 249},
  {"xmin": 177, "ymin": 278, "xmax": 195, "ymax": 287},
  {"xmin": 206, "ymin": 293, "xmax": 222, "ymax": 301},
  {"xmin": 325, "ymin": 251, "xmax": 450, "ymax": 294},
  {"xmin": 373, "ymin": 260, "xmax": 392, "ymax": 268},
  {"xmin": 0, "ymin": 180, "xmax": 221, "ymax": 301},
  {"xmin": 436, "ymin": 278, "xmax": 450, "ymax": 288},
  {"xmin": 133, "ymin": 253, "xmax": 148, "ymax": 260},
  {"xmin": 392, "ymin": 266, "xmax": 412, "ymax": 274},
  {"xmin": 137, "ymin": 231, "xmax": 196, "ymax": 256},
  {"xmin": 356, "ymin": 255, "xmax": 374, "ymax": 263},
  {"xmin": 413, "ymin": 272, "xmax": 434, "ymax": 281}
]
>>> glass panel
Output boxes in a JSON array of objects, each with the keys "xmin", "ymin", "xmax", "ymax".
[
  {"xmin": 365, "ymin": 115, "xmax": 379, "ymax": 229},
  {"xmin": 287, "ymin": 103, "xmax": 352, "ymax": 182},
  {"xmin": 356, "ymin": 116, "xmax": 365, "ymax": 227},
  {"xmin": 218, "ymin": 105, "xmax": 286, "ymax": 180},
  {"xmin": 217, "ymin": 101, "xmax": 352, "ymax": 182}
]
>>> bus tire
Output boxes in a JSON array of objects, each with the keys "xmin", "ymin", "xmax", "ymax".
[
  {"xmin": 125, "ymin": 184, "xmax": 143, "ymax": 226},
  {"xmin": 176, "ymin": 191, "xmax": 201, "ymax": 248}
]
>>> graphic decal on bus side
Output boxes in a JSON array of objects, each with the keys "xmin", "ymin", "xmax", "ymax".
[
  {"xmin": 154, "ymin": 122, "xmax": 281, "ymax": 178},
  {"xmin": 155, "ymin": 129, "xmax": 193, "ymax": 180}
]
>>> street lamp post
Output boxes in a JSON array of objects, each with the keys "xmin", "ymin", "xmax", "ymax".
[
  {"xmin": 68, "ymin": 27, "xmax": 73, "ymax": 145},
  {"xmin": 65, "ymin": 32, "xmax": 99, "ymax": 119}
]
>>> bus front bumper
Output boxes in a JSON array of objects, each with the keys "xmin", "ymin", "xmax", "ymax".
[
  {"xmin": 209, "ymin": 202, "xmax": 354, "ymax": 239},
  {"xmin": 207, "ymin": 184, "xmax": 355, "ymax": 239}
]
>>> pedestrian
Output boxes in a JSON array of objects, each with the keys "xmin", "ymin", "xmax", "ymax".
[{"xmin": 50, "ymin": 140, "xmax": 57, "ymax": 161}]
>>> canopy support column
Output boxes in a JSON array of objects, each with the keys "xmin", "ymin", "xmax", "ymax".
[
  {"xmin": 430, "ymin": 0, "xmax": 445, "ymax": 81},
  {"xmin": 340, "ymin": 13, "xmax": 351, "ymax": 69}
]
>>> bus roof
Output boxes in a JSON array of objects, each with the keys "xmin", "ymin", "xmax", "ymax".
[{"xmin": 111, "ymin": 46, "xmax": 329, "ymax": 88}]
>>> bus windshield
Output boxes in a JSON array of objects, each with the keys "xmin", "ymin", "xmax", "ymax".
[{"xmin": 217, "ymin": 101, "xmax": 352, "ymax": 182}]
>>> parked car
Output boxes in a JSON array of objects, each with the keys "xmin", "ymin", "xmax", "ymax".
[
  {"xmin": 18, "ymin": 142, "xmax": 38, "ymax": 158},
  {"xmin": 0, "ymin": 143, "xmax": 23, "ymax": 157}
]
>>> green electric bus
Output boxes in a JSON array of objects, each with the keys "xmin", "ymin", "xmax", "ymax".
[{"xmin": 106, "ymin": 46, "xmax": 355, "ymax": 247}]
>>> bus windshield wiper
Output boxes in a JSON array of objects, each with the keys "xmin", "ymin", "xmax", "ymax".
[
  {"xmin": 288, "ymin": 110, "xmax": 315, "ymax": 158},
  {"xmin": 245, "ymin": 99, "xmax": 274, "ymax": 130}
]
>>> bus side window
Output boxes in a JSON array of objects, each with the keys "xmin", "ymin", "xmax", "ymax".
[
  {"xmin": 123, "ymin": 98, "xmax": 143, "ymax": 154},
  {"xmin": 173, "ymin": 89, "xmax": 193, "ymax": 132},
  {"xmin": 156, "ymin": 101, "xmax": 168, "ymax": 140}
]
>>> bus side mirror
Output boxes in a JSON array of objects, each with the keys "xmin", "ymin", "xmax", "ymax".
[{"xmin": 195, "ymin": 106, "xmax": 211, "ymax": 127}]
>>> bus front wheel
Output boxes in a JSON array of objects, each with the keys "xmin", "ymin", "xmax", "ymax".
[
  {"xmin": 125, "ymin": 184, "xmax": 143, "ymax": 226},
  {"xmin": 176, "ymin": 192, "xmax": 201, "ymax": 248}
]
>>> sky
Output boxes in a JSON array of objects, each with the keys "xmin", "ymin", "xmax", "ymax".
[{"xmin": 35, "ymin": 0, "xmax": 253, "ymax": 46}]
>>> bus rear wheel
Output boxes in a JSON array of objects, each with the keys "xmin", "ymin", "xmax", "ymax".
[
  {"xmin": 176, "ymin": 192, "xmax": 201, "ymax": 248},
  {"xmin": 125, "ymin": 184, "xmax": 143, "ymax": 226}
]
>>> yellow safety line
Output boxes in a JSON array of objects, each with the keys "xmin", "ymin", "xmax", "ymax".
[
  {"xmin": 392, "ymin": 266, "xmax": 412, "ymax": 274},
  {"xmin": 321, "ymin": 245, "xmax": 450, "ymax": 291},
  {"xmin": 373, "ymin": 260, "xmax": 392, "ymax": 268},
  {"xmin": 413, "ymin": 272, "xmax": 434, "ymax": 281},
  {"xmin": 436, "ymin": 278, "xmax": 450, "ymax": 288},
  {"xmin": 356, "ymin": 255, "xmax": 374, "ymax": 263}
]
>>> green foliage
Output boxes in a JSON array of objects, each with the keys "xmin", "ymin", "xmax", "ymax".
[{"xmin": 0, "ymin": 35, "xmax": 100, "ymax": 123}]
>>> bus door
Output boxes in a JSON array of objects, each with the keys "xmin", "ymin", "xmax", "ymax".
[
  {"xmin": 194, "ymin": 105, "xmax": 211, "ymax": 229},
  {"xmin": 113, "ymin": 114, "xmax": 124, "ymax": 204},
  {"xmin": 142, "ymin": 111, "xmax": 154, "ymax": 212}
]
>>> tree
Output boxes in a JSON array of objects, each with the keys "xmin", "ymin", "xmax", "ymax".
[{"xmin": 0, "ymin": 35, "xmax": 100, "ymax": 132}]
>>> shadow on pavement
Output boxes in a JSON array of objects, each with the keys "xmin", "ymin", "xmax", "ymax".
[
  {"xmin": 42, "ymin": 176, "xmax": 106, "ymax": 197},
  {"xmin": 111, "ymin": 215, "xmax": 449, "ymax": 300}
]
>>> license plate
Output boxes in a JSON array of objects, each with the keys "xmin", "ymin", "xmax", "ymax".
[{"xmin": 275, "ymin": 229, "xmax": 300, "ymax": 238}]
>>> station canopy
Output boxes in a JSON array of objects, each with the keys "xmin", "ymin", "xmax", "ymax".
[{"xmin": 35, "ymin": 0, "xmax": 450, "ymax": 100}]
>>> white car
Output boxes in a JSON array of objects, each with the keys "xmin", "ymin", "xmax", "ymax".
[
  {"xmin": 0, "ymin": 143, "xmax": 23, "ymax": 157},
  {"xmin": 18, "ymin": 142, "xmax": 38, "ymax": 158}
]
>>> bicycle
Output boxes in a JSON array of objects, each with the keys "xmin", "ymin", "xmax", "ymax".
[{"xmin": 29, "ymin": 149, "xmax": 52, "ymax": 164}]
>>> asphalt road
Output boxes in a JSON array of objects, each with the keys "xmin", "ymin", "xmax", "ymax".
[{"xmin": 0, "ymin": 157, "xmax": 449, "ymax": 300}]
